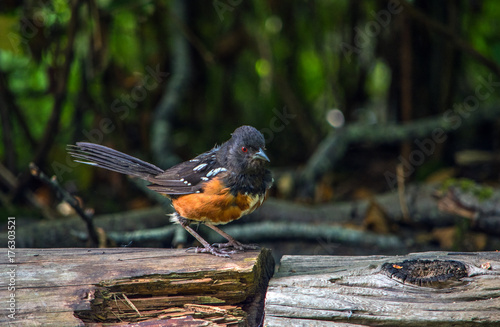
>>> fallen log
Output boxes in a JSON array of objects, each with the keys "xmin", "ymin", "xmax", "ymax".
[
  {"xmin": 265, "ymin": 251, "xmax": 500, "ymax": 326},
  {"xmin": 0, "ymin": 248, "xmax": 274, "ymax": 326}
]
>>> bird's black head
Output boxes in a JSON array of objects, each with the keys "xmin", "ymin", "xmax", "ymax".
[{"xmin": 224, "ymin": 125, "xmax": 270, "ymax": 173}]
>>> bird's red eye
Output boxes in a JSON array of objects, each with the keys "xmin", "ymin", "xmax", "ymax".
[{"xmin": 241, "ymin": 146, "xmax": 248, "ymax": 152}]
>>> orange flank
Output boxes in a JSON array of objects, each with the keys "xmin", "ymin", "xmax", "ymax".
[{"xmin": 172, "ymin": 178, "xmax": 265, "ymax": 224}]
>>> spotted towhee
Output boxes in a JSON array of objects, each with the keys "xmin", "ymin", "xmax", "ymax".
[{"xmin": 68, "ymin": 125, "xmax": 273, "ymax": 257}]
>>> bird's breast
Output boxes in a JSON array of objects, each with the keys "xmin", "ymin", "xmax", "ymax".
[{"xmin": 171, "ymin": 178, "xmax": 267, "ymax": 224}]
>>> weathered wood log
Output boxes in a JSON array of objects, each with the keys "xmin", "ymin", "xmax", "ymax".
[
  {"xmin": 265, "ymin": 251, "xmax": 500, "ymax": 326},
  {"xmin": 0, "ymin": 248, "xmax": 274, "ymax": 326}
]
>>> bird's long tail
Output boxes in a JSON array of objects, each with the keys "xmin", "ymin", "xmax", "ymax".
[{"xmin": 67, "ymin": 142, "xmax": 163, "ymax": 179}]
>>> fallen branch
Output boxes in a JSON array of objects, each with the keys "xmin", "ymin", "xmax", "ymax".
[
  {"xmin": 209, "ymin": 221, "xmax": 404, "ymax": 250},
  {"xmin": 3, "ymin": 207, "xmax": 168, "ymax": 248},
  {"xmin": 10, "ymin": 181, "xmax": 500, "ymax": 249},
  {"xmin": 301, "ymin": 105, "xmax": 500, "ymax": 196},
  {"xmin": 435, "ymin": 181, "xmax": 500, "ymax": 233},
  {"xmin": 29, "ymin": 163, "xmax": 100, "ymax": 247}
]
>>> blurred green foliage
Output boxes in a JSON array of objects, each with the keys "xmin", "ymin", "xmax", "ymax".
[
  {"xmin": 441, "ymin": 178, "xmax": 494, "ymax": 201},
  {"xmin": 1, "ymin": 0, "xmax": 500, "ymax": 212}
]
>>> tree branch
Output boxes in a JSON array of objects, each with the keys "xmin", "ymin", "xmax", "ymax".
[
  {"xmin": 151, "ymin": 0, "xmax": 191, "ymax": 169},
  {"xmin": 33, "ymin": 0, "xmax": 82, "ymax": 166},
  {"xmin": 13, "ymin": 0, "xmax": 83, "ymax": 202},
  {"xmin": 0, "ymin": 74, "xmax": 16, "ymax": 172},
  {"xmin": 0, "ymin": 71, "xmax": 38, "ymax": 151},
  {"xmin": 399, "ymin": 0, "xmax": 500, "ymax": 77},
  {"xmin": 30, "ymin": 162, "xmax": 100, "ymax": 247}
]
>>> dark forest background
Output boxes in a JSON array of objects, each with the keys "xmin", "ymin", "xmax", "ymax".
[{"xmin": 2, "ymin": 0, "xmax": 500, "ymax": 259}]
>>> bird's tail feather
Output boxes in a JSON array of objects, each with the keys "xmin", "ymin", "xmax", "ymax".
[{"xmin": 67, "ymin": 142, "xmax": 163, "ymax": 179}]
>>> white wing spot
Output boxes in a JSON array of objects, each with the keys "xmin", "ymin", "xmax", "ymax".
[
  {"xmin": 193, "ymin": 163, "xmax": 208, "ymax": 171},
  {"xmin": 206, "ymin": 167, "xmax": 227, "ymax": 177},
  {"xmin": 201, "ymin": 177, "xmax": 209, "ymax": 181}
]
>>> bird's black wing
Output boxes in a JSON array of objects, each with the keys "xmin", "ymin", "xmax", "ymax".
[{"xmin": 147, "ymin": 147, "xmax": 229, "ymax": 195}]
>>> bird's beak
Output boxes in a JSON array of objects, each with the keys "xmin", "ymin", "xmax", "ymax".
[{"xmin": 253, "ymin": 148, "xmax": 270, "ymax": 162}]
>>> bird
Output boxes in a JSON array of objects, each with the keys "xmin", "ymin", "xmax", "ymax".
[{"xmin": 67, "ymin": 125, "xmax": 273, "ymax": 257}]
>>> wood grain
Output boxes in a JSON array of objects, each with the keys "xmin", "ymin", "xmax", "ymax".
[
  {"xmin": 265, "ymin": 251, "xmax": 500, "ymax": 326},
  {"xmin": 0, "ymin": 248, "xmax": 274, "ymax": 326}
]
